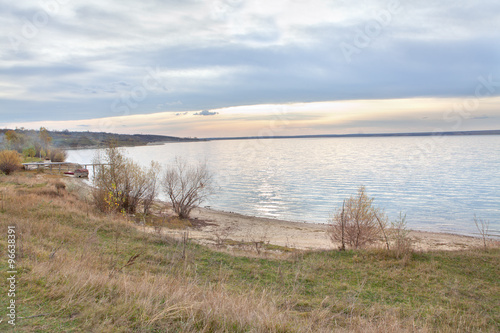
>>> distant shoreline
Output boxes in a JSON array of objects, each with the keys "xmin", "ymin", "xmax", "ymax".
[{"xmin": 205, "ymin": 129, "xmax": 500, "ymax": 141}]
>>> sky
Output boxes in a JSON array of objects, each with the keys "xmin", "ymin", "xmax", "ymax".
[{"xmin": 1, "ymin": 0, "xmax": 499, "ymax": 138}]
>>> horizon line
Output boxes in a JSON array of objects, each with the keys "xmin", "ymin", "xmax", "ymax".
[{"xmin": 203, "ymin": 129, "xmax": 500, "ymax": 141}]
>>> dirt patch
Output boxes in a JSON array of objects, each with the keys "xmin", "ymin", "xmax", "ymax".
[{"xmin": 188, "ymin": 217, "xmax": 217, "ymax": 229}]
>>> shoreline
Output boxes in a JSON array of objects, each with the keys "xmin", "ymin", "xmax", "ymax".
[
  {"xmin": 63, "ymin": 178, "xmax": 489, "ymax": 252},
  {"xmin": 156, "ymin": 206, "xmax": 488, "ymax": 252}
]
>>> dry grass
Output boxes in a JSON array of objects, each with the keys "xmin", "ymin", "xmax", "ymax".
[
  {"xmin": 0, "ymin": 174, "xmax": 325, "ymax": 332},
  {"xmin": 0, "ymin": 173, "xmax": 498, "ymax": 332},
  {"xmin": 29, "ymin": 256, "xmax": 303, "ymax": 332}
]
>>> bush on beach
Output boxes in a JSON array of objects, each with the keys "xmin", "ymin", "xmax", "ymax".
[
  {"xmin": 390, "ymin": 212, "xmax": 413, "ymax": 259},
  {"xmin": 162, "ymin": 157, "xmax": 214, "ymax": 219},
  {"xmin": 328, "ymin": 186, "xmax": 388, "ymax": 249}
]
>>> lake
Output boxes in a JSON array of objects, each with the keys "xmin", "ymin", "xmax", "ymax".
[{"xmin": 66, "ymin": 135, "xmax": 500, "ymax": 237}]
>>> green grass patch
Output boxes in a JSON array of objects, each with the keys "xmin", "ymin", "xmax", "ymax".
[{"xmin": 22, "ymin": 157, "xmax": 44, "ymax": 163}]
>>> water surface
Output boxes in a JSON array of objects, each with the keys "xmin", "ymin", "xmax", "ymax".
[{"xmin": 67, "ymin": 135, "xmax": 500, "ymax": 237}]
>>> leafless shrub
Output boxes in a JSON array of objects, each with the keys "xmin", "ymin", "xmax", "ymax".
[
  {"xmin": 246, "ymin": 225, "xmax": 270, "ymax": 254},
  {"xmin": 390, "ymin": 212, "xmax": 413, "ymax": 259},
  {"xmin": 253, "ymin": 240, "xmax": 268, "ymax": 255},
  {"xmin": 328, "ymin": 186, "xmax": 388, "ymax": 249},
  {"xmin": 162, "ymin": 157, "xmax": 214, "ymax": 219},
  {"xmin": 0, "ymin": 150, "xmax": 22, "ymax": 175},
  {"xmin": 214, "ymin": 226, "xmax": 231, "ymax": 248},
  {"xmin": 474, "ymin": 214, "xmax": 491, "ymax": 251}
]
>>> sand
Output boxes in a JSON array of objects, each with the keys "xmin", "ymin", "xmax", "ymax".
[{"xmin": 153, "ymin": 207, "xmax": 486, "ymax": 252}]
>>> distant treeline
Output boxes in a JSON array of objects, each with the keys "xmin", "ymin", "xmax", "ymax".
[
  {"xmin": 0, "ymin": 127, "xmax": 66, "ymax": 161},
  {"xmin": 208, "ymin": 130, "xmax": 500, "ymax": 141},
  {"xmin": 0, "ymin": 128, "xmax": 203, "ymax": 150}
]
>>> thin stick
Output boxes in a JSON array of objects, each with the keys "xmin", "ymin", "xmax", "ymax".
[
  {"xmin": 341, "ymin": 200, "xmax": 346, "ymax": 251},
  {"xmin": 375, "ymin": 213, "xmax": 390, "ymax": 251},
  {"xmin": 19, "ymin": 313, "xmax": 50, "ymax": 319}
]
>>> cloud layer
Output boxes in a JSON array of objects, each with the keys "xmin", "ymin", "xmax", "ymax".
[{"xmin": 1, "ymin": 0, "xmax": 499, "ymax": 136}]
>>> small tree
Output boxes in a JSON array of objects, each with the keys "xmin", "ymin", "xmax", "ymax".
[
  {"xmin": 328, "ymin": 186, "xmax": 387, "ymax": 249},
  {"xmin": 4, "ymin": 130, "xmax": 27, "ymax": 153},
  {"xmin": 142, "ymin": 161, "xmax": 160, "ymax": 215},
  {"xmin": 23, "ymin": 146, "xmax": 36, "ymax": 159},
  {"xmin": 92, "ymin": 146, "xmax": 159, "ymax": 215},
  {"xmin": 0, "ymin": 150, "xmax": 23, "ymax": 175},
  {"xmin": 39, "ymin": 127, "xmax": 52, "ymax": 152},
  {"xmin": 4, "ymin": 130, "xmax": 18, "ymax": 148},
  {"xmin": 162, "ymin": 158, "xmax": 214, "ymax": 219}
]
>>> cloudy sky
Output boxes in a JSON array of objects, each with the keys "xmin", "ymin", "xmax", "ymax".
[{"xmin": 1, "ymin": 0, "xmax": 499, "ymax": 138}]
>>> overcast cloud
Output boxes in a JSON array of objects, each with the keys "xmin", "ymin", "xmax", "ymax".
[{"xmin": 1, "ymin": 0, "xmax": 499, "ymax": 136}]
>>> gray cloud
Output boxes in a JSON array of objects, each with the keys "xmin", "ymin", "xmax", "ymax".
[
  {"xmin": 194, "ymin": 110, "xmax": 219, "ymax": 116},
  {"xmin": 0, "ymin": 0, "xmax": 499, "ymax": 129}
]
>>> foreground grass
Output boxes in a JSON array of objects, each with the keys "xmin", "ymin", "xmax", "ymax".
[{"xmin": 0, "ymin": 173, "xmax": 499, "ymax": 332}]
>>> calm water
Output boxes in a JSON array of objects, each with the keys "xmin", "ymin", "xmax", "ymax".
[{"xmin": 67, "ymin": 136, "xmax": 500, "ymax": 237}]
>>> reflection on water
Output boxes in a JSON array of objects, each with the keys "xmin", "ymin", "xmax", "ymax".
[{"xmin": 67, "ymin": 136, "xmax": 500, "ymax": 237}]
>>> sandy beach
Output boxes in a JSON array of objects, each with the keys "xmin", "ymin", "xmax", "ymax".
[{"xmin": 149, "ymin": 206, "xmax": 487, "ymax": 252}]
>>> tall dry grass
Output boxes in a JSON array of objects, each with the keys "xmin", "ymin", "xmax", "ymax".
[{"xmin": 0, "ymin": 175, "xmax": 320, "ymax": 332}]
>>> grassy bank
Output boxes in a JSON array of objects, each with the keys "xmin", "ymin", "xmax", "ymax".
[{"xmin": 0, "ymin": 173, "xmax": 499, "ymax": 332}]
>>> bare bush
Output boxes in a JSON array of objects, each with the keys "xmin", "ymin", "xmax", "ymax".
[
  {"xmin": 213, "ymin": 226, "xmax": 231, "ymax": 248},
  {"xmin": 328, "ymin": 186, "xmax": 388, "ymax": 249},
  {"xmin": 474, "ymin": 214, "xmax": 491, "ymax": 251},
  {"xmin": 92, "ymin": 147, "xmax": 159, "ymax": 214},
  {"xmin": 162, "ymin": 157, "xmax": 214, "ymax": 219},
  {"xmin": 0, "ymin": 150, "xmax": 22, "ymax": 175},
  {"xmin": 391, "ymin": 212, "xmax": 413, "ymax": 259}
]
